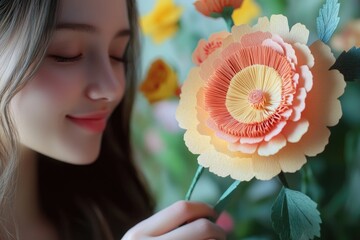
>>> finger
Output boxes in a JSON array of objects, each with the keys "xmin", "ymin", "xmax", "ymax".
[
  {"xmin": 156, "ymin": 218, "xmax": 226, "ymax": 240},
  {"xmin": 139, "ymin": 201, "xmax": 218, "ymax": 236}
]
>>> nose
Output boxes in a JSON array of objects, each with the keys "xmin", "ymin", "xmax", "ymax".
[{"xmin": 85, "ymin": 55, "xmax": 125, "ymax": 102}]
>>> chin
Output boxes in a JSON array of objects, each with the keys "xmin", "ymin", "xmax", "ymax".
[{"xmin": 47, "ymin": 146, "xmax": 101, "ymax": 165}]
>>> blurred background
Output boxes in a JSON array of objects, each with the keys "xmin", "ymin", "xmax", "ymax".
[{"xmin": 133, "ymin": 0, "xmax": 360, "ymax": 239}]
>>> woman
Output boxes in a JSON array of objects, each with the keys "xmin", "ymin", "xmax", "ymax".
[{"xmin": 0, "ymin": 0, "xmax": 226, "ymax": 239}]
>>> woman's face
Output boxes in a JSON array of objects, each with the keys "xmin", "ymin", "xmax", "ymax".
[{"xmin": 10, "ymin": 0, "xmax": 130, "ymax": 164}]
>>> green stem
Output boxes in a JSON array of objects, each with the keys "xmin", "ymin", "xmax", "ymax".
[
  {"xmin": 185, "ymin": 165, "xmax": 204, "ymax": 200},
  {"xmin": 278, "ymin": 172, "xmax": 289, "ymax": 188},
  {"xmin": 301, "ymin": 165, "xmax": 310, "ymax": 194},
  {"xmin": 224, "ymin": 17, "xmax": 234, "ymax": 31}
]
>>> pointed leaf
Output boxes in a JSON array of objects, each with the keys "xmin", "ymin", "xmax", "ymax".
[
  {"xmin": 272, "ymin": 187, "xmax": 321, "ymax": 240},
  {"xmin": 316, "ymin": 0, "xmax": 340, "ymax": 43},
  {"xmin": 330, "ymin": 47, "xmax": 360, "ymax": 82},
  {"xmin": 214, "ymin": 180, "xmax": 241, "ymax": 214}
]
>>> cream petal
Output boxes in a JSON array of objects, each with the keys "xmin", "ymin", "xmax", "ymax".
[
  {"xmin": 198, "ymin": 149, "xmax": 254, "ymax": 181},
  {"xmin": 293, "ymin": 43, "xmax": 314, "ymax": 67},
  {"xmin": 222, "ymin": 35, "xmax": 235, "ymax": 50},
  {"xmin": 327, "ymin": 99, "xmax": 343, "ymax": 126},
  {"xmin": 306, "ymin": 41, "xmax": 346, "ymax": 126},
  {"xmin": 289, "ymin": 23, "xmax": 309, "ymax": 45},
  {"xmin": 231, "ymin": 24, "xmax": 253, "ymax": 44},
  {"xmin": 216, "ymin": 131, "xmax": 240, "ymax": 143},
  {"xmin": 176, "ymin": 68, "xmax": 203, "ymax": 129},
  {"xmin": 278, "ymin": 143, "xmax": 307, "ymax": 172},
  {"xmin": 252, "ymin": 154, "xmax": 282, "ymax": 180},
  {"xmin": 258, "ymin": 134, "xmax": 287, "ymax": 156},
  {"xmin": 253, "ymin": 16, "xmax": 270, "ymax": 32},
  {"xmin": 269, "ymin": 15, "xmax": 290, "ymax": 40},
  {"xmin": 282, "ymin": 118, "xmax": 309, "ymax": 143},
  {"xmin": 300, "ymin": 124, "xmax": 331, "ymax": 157},
  {"xmin": 184, "ymin": 129, "xmax": 213, "ymax": 154},
  {"xmin": 228, "ymin": 142, "xmax": 258, "ymax": 154}
]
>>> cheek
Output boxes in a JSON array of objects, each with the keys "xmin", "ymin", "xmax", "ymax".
[
  {"xmin": 30, "ymin": 65, "xmax": 85, "ymax": 106},
  {"xmin": 10, "ymin": 64, "xmax": 100, "ymax": 164}
]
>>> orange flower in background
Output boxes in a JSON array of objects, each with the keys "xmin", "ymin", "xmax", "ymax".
[
  {"xmin": 192, "ymin": 31, "xmax": 230, "ymax": 65},
  {"xmin": 140, "ymin": 59, "xmax": 179, "ymax": 104},
  {"xmin": 194, "ymin": 0, "xmax": 244, "ymax": 17},
  {"xmin": 331, "ymin": 19, "xmax": 360, "ymax": 51},
  {"xmin": 176, "ymin": 15, "xmax": 346, "ymax": 181},
  {"xmin": 140, "ymin": 0, "xmax": 183, "ymax": 43}
]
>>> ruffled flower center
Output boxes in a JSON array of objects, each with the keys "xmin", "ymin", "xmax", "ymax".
[
  {"xmin": 248, "ymin": 89, "xmax": 266, "ymax": 109},
  {"xmin": 204, "ymin": 45, "xmax": 296, "ymax": 138}
]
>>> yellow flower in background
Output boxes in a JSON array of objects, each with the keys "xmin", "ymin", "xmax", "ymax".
[
  {"xmin": 232, "ymin": 0, "xmax": 261, "ymax": 25},
  {"xmin": 140, "ymin": 59, "xmax": 179, "ymax": 104},
  {"xmin": 140, "ymin": 0, "xmax": 183, "ymax": 44}
]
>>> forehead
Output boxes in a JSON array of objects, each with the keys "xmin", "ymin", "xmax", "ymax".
[{"xmin": 57, "ymin": 0, "xmax": 129, "ymax": 28}]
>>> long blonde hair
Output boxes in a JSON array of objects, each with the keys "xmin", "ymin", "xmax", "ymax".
[
  {"xmin": 0, "ymin": 0, "xmax": 153, "ymax": 239},
  {"xmin": 0, "ymin": 0, "xmax": 58, "ymax": 238}
]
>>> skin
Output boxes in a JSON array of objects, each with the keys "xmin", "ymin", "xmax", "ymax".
[{"xmin": 9, "ymin": 0, "xmax": 226, "ymax": 239}]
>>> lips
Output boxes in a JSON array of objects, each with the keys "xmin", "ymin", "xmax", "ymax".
[{"xmin": 66, "ymin": 111, "xmax": 109, "ymax": 133}]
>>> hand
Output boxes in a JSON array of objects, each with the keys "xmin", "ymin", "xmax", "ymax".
[{"xmin": 122, "ymin": 201, "xmax": 226, "ymax": 240}]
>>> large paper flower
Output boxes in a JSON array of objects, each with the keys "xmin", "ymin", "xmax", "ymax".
[
  {"xmin": 140, "ymin": 59, "xmax": 179, "ymax": 104},
  {"xmin": 194, "ymin": 0, "xmax": 244, "ymax": 17},
  {"xmin": 140, "ymin": 0, "xmax": 183, "ymax": 43},
  {"xmin": 176, "ymin": 15, "xmax": 346, "ymax": 181}
]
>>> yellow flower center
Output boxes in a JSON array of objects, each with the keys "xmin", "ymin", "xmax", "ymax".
[{"xmin": 225, "ymin": 65, "xmax": 282, "ymax": 124}]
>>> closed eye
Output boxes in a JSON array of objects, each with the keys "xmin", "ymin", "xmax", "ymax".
[
  {"xmin": 111, "ymin": 56, "xmax": 128, "ymax": 63},
  {"xmin": 50, "ymin": 54, "xmax": 82, "ymax": 63}
]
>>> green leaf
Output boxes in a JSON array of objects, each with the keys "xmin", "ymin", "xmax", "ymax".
[
  {"xmin": 330, "ymin": 47, "xmax": 360, "ymax": 82},
  {"xmin": 272, "ymin": 187, "xmax": 321, "ymax": 240},
  {"xmin": 214, "ymin": 180, "xmax": 241, "ymax": 214},
  {"xmin": 316, "ymin": 0, "xmax": 340, "ymax": 43}
]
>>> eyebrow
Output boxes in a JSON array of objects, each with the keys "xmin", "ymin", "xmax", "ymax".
[{"xmin": 55, "ymin": 23, "xmax": 131, "ymax": 38}]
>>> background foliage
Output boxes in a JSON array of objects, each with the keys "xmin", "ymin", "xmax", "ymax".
[{"xmin": 133, "ymin": 0, "xmax": 360, "ymax": 239}]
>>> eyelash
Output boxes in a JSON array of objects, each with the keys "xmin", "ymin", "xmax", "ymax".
[
  {"xmin": 50, "ymin": 54, "xmax": 127, "ymax": 63},
  {"xmin": 50, "ymin": 54, "xmax": 82, "ymax": 63}
]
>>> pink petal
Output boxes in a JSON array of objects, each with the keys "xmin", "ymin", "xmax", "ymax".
[
  {"xmin": 216, "ymin": 131, "xmax": 240, "ymax": 143},
  {"xmin": 228, "ymin": 142, "xmax": 258, "ymax": 154},
  {"xmin": 264, "ymin": 121, "xmax": 287, "ymax": 141},
  {"xmin": 262, "ymin": 39, "xmax": 284, "ymax": 55},
  {"xmin": 240, "ymin": 31, "xmax": 272, "ymax": 48},
  {"xmin": 290, "ymin": 87, "xmax": 306, "ymax": 122},
  {"xmin": 299, "ymin": 65, "xmax": 313, "ymax": 92},
  {"xmin": 239, "ymin": 136, "xmax": 264, "ymax": 144}
]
